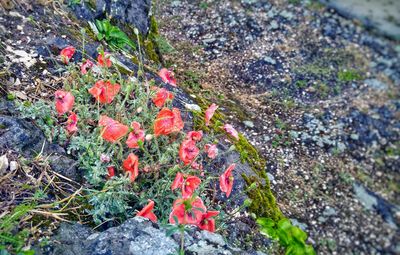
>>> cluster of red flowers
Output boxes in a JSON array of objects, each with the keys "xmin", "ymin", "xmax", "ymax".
[{"xmin": 57, "ymin": 46, "xmax": 242, "ymax": 232}]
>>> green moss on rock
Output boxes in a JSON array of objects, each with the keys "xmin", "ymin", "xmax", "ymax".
[{"xmin": 192, "ymin": 98, "xmax": 283, "ymax": 221}]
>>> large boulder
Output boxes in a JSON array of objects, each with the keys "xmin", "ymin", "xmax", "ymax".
[
  {"xmin": 0, "ymin": 100, "xmax": 80, "ymax": 181},
  {"xmin": 37, "ymin": 217, "xmax": 246, "ymax": 255},
  {"xmin": 70, "ymin": 0, "xmax": 152, "ymax": 35}
]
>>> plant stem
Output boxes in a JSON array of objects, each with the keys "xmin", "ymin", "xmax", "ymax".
[
  {"xmin": 180, "ymin": 227, "xmax": 185, "ymax": 255},
  {"xmin": 154, "ymin": 136, "xmax": 162, "ymax": 160}
]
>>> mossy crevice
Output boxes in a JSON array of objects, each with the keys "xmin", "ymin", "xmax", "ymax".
[{"xmin": 191, "ymin": 96, "xmax": 283, "ymax": 221}]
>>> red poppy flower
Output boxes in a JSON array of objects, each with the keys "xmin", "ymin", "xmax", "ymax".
[
  {"xmin": 219, "ymin": 163, "xmax": 236, "ymax": 197},
  {"xmin": 80, "ymin": 59, "xmax": 94, "ymax": 74},
  {"xmin": 88, "ymin": 80, "xmax": 121, "ymax": 104},
  {"xmin": 204, "ymin": 144, "xmax": 218, "ymax": 159},
  {"xmin": 153, "ymin": 108, "xmax": 184, "ymax": 136},
  {"xmin": 169, "ymin": 197, "xmax": 206, "ymax": 225},
  {"xmin": 186, "ymin": 131, "xmax": 203, "ymax": 142},
  {"xmin": 223, "ymin": 124, "xmax": 239, "ymax": 140},
  {"xmin": 197, "ymin": 211, "xmax": 219, "ymax": 232},
  {"xmin": 159, "ymin": 68, "xmax": 177, "ymax": 87},
  {"xmin": 55, "ymin": 90, "xmax": 75, "ymax": 115},
  {"xmin": 205, "ymin": 103, "xmax": 218, "ymax": 126},
  {"xmin": 66, "ymin": 112, "xmax": 78, "ymax": 133},
  {"xmin": 98, "ymin": 115, "xmax": 129, "ymax": 143},
  {"xmin": 126, "ymin": 121, "xmax": 145, "ymax": 149},
  {"xmin": 152, "ymin": 87, "xmax": 174, "ymax": 108},
  {"xmin": 137, "ymin": 200, "xmax": 157, "ymax": 223},
  {"xmin": 122, "ymin": 153, "xmax": 139, "ymax": 182},
  {"xmin": 60, "ymin": 46, "xmax": 75, "ymax": 64},
  {"xmin": 171, "ymin": 172, "xmax": 184, "ymax": 191},
  {"xmin": 179, "ymin": 139, "xmax": 199, "ymax": 165},
  {"xmin": 97, "ymin": 52, "xmax": 112, "ymax": 67},
  {"xmin": 171, "ymin": 172, "xmax": 201, "ymax": 198},
  {"xmin": 107, "ymin": 166, "xmax": 115, "ymax": 179}
]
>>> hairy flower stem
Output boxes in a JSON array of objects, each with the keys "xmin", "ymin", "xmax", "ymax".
[
  {"xmin": 180, "ymin": 227, "xmax": 185, "ymax": 255},
  {"xmin": 153, "ymin": 136, "xmax": 162, "ymax": 160},
  {"xmin": 119, "ymin": 82, "xmax": 133, "ymax": 113}
]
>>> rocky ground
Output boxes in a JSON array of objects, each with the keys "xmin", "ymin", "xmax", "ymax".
[{"xmin": 156, "ymin": 0, "xmax": 400, "ymax": 254}]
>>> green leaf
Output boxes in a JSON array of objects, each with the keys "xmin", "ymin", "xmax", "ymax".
[
  {"xmin": 256, "ymin": 217, "xmax": 275, "ymax": 228},
  {"xmin": 95, "ymin": 19, "xmax": 104, "ymax": 32},
  {"xmin": 291, "ymin": 226, "xmax": 307, "ymax": 243},
  {"xmin": 277, "ymin": 218, "xmax": 292, "ymax": 232}
]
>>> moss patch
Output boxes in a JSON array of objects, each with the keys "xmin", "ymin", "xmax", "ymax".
[{"xmin": 191, "ymin": 96, "xmax": 283, "ymax": 221}]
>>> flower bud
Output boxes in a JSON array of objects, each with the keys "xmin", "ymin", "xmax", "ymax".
[
  {"xmin": 100, "ymin": 154, "xmax": 111, "ymax": 163},
  {"xmin": 145, "ymin": 134, "xmax": 153, "ymax": 141},
  {"xmin": 136, "ymin": 107, "xmax": 143, "ymax": 113}
]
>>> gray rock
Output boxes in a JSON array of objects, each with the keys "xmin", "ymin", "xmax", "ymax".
[
  {"xmin": 267, "ymin": 172, "xmax": 275, "ymax": 182},
  {"xmin": 350, "ymin": 133, "xmax": 359, "ymax": 140},
  {"xmin": 364, "ymin": 78, "xmax": 388, "ymax": 91},
  {"xmin": 48, "ymin": 155, "xmax": 80, "ymax": 182},
  {"xmin": 263, "ymin": 56, "xmax": 276, "ymax": 65},
  {"xmin": 268, "ymin": 20, "xmax": 279, "ymax": 30},
  {"xmin": 0, "ymin": 115, "xmax": 47, "ymax": 156},
  {"xmin": 353, "ymin": 183, "xmax": 399, "ymax": 229},
  {"xmin": 280, "ymin": 10, "xmax": 294, "ymax": 20},
  {"xmin": 0, "ymin": 113, "xmax": 79, "ymax": 181},
  {"xmin": 243, "ymin": 120, "xmax": 255, "ymax": 128},
  {"xmin": 322, "ymin": 206, "xmax": 337, "ymax": 217},
  {"xmin": 37, "ymin": 217, "xmax": 244, "ymax": 255},
  {"xmin": 320, "ymin": 0, "xmax": 400, "ymax": 40},
  {"xmin": 353, "ymin": 182, "xmax": 378, "ymax": 211},
  {"xmin": 71, "ymin": 0, "xmax": 152, "ymax": 35},
  {"xmin": 290, "ymin": 218, "xmax": 308, "ymax": 231}
]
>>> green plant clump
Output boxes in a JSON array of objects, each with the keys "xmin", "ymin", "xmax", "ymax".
[
  {"xmin": 257, "ymin": 218, "xmax": 316, "ymax": 255},
  {"xmin": 0, "ymin": 204, "xmax": 35, "ymax": 254},
  {"xmin": 21, "ymin": 45, "xmax": 252, "ymax": 247},
  {"xmin": 337, "ymin": 69, "xmax": 362, "ymax": 82},
  {"xmin": 95, "ymin": 19, "xmax": 136, "ymax": 50}
]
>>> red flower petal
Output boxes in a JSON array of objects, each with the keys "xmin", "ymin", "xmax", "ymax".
[
  {"xmin": 153, "ymin": 108, "xmax": 184, "ymax": 136},
  {"xmin": 60, "ymin": 46, "xmax": 75, "ymax": 64},
  {"xmin": 186, "ymin": 131, "xmax": 203, "ymax": 142},
  {"xmin": 152, "ymin": 87, "xmax": 174, "ymax": 108},
  {"xmin": 223, "ymin": 124, "xmax": 239, "ymax": 140},
  {"xmin": 66, "ymin": 112, "xmax": 78, "ymax": 133},
  {"xmin": 171, "ymin": 172, "xmax": 184, "ymax": 191},
  {"xmin": 197, "ymin": 210, "xmax": 219, "ymax": 232},
  {"xmin": 122, "ymin": 153, "xmax": 139, "ymax": 182},
  {"xmin": 107, "ymin": 166, "xmax": 115, "ymax": 179},
  {"xmin": 137, "ymin": 200, "xmax": 157, "ymax": 223},
  {"xmin": 55, "ymin": 90, "xmax": 75, "ymax": 115},
  {"xmin": 179, "ymin": 139, "xmax": 199, "ymax": 165},
  {"xmin": 204, "ymin": 144, "xmax": 218, "ymax": 159},
  {"xmin": 97, "ymin": 52, "xmax": 112, "ymax": 67},
  {"xmin": 205, "ymin": 103, "xmax": 218, "ymax": 126},
  {"xmin": 182, "ymin": 175, "xmax": 201, "ymax": 198},
  {"xmin": 126, "ymin": 121, "xmax": 145, "ymax": 149},
  {"xmin": 88, "ymin": 80, "xmax": 121, "ymax": 104},
  {"xmin": 159, "ymin": 68, "xmax": 177, "ymax": 87},
  {"xmin": 219, "ymin": 163, "xmax": 236, "ymax": 197},
  {"xmin": 99, "ymin": 115, "xmax": 129, "ymax": 142},
  {"xmin": 80, "ymin": 59, "xmax": 94, "ymax": 74},
  {"xmin": 169, "ymin": 197, "xmax": 206, "ymax": 225}
]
